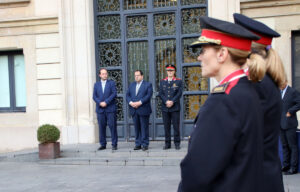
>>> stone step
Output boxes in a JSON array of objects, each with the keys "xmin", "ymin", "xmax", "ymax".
[
  {"xmin": 60, "ymin": 149, "xmax": 187, "ymax": 158},
  {"xmin": 39, "ymin": 157, "xmax": 183, "ymax": 166},
  {"xmin": 0, "ymin": 141, "xmax": 188, "ymax": 166}
]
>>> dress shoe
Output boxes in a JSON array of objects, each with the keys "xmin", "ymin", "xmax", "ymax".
[
  {"xmin": 281, "ymin": 166, "xmax": 290, "ymax": 172},
  {"xmin": 175, "ymin": 145, "xmax": 181, "ymax": 150},
  {"xmin": 98, "ymin": 146, "xmax": 106, "ymax": 150},
  {"xmin": 284, "ymin": 169, "xmax": 297, "ymax": 175},
  {"xmin": 134, "ymin": 146, "xmax": 141, "ymax": 150},
  {"xmin": 112, "ymin": 146, "xmax": 118, "ymax": 150},
  {"xmin": 163, "ymin": 145, "xmax": 171, "ymax": 150},
  {"xmin": 142, "ymin": 146, "xmax": 148, "ymax": 151}
]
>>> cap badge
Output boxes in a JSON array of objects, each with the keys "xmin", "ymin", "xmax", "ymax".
[{"xmin": 198, "ymin": 36, "xmax": 221, "ymax": 45}]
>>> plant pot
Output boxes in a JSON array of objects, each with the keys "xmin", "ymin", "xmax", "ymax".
[{"xmin": 39, "ymin": 142, "xmax": 60, "ymax": 159}]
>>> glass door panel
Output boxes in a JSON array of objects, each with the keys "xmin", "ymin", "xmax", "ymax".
[
  {"xmin": 127, "ymin": 41, "xmax": 149, "ymax": 84},
  {"xmin": 155, "ymin": 39, "xmax": 176, "ymax": 89},
  {"xmin": 124, "ymin": 0, "xmax": 147, "ymax": 10}
]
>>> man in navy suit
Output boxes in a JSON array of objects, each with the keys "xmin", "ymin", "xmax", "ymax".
[
  {"xmin": 280, "ymin": 81, "xmax": 300, "ymax": 174},
  {"xmin": 93, "ymin": 68, "xmax": 118, "ymax": 150},
  {"xmin": 126, "ymin": 70, "xmax": 153, "ymax": 151}
]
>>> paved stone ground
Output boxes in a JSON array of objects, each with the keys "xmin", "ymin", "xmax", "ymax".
[
  {"xmin": 0, "ymin": 141, "xmax": 300, "ymax": 192},
  {"xmin": 0, "ymin": 162, "xmax": 180, "ymax": 192},
  {"xmin": 283, "ymin": 174, "xmax": 300, "ymax": 192},
  {"xmin": 0, "ymin": 162, "xmax": 299, "ymax": 192}
]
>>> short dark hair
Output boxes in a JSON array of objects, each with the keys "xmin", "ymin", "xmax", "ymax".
[
  {"xmin": 135, "ymin": 70, "xmax": 143, "ymax": 76},
  {"xmin": 99, "ymin": 68, "xmax": 107, "ymax": 74}
]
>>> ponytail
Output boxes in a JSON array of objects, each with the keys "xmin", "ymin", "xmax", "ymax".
[
  {"xmin": 251, "ymin": 42, "xmax": 286, "ymax": 87},
  {"xmin": 247, "ymin": 53, "xmax": 266, "ymax": 82},
  {"xmin": 225, "ymin": 47, "xmax": 266, "ymax": 82},
  {"xmin": 265, "ymin": 48, "xmax": 286, "ymax": 88}
]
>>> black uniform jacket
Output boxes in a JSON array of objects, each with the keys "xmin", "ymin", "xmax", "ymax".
[
  {"xmin": 253, "ymin": 74, "xmax": 284, "ymax": 192},
  {"xmin": 178, "ymin": 72, "xmax": 263, "ymax": 192},
  {"xmin": 281, "ymin": 85, "xmax": 300, "ymax": 130},
  {"xmin": 158, "ymin": 77, "xmax": 183, "ymax": 112}
]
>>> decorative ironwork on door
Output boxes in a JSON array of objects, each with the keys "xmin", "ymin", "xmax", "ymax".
[{"xmin": 94, "ymin": 0, "xmax": 208, "ymax": 140}]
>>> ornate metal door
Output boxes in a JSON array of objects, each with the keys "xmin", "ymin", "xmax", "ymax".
[{"xmin": 94, "ymin": 0, "xmax": 208, "ymax": 141}]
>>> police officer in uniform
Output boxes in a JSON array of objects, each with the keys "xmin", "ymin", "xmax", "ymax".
[
  {"xmin": 234, "ymin": 13, "xmax": 286, "ymax": 191},
  {"xmin": 158, "ymin": 64, "xmax": 183, "ymax": 150},
  {"xmin": 178, "ymin": 16, "xmax": 265, "ymax": 192}
]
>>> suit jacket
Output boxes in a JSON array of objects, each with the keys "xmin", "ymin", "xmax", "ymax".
[
  {"xmin": 93, "ymin": 80, "xmax": 117, "ymax": 114},
  {"xmin": 158, "ymin": 77, "xmax": 183, "ymax": 112},
  {"xmin": 126, "ymin": 81, "xmax": 153, "ymax": 116},
  {"xmin": 281, "ymin": 86, "xmax": 300, "ymax": 129}
]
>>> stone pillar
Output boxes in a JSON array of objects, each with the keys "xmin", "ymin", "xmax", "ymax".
[{"xmin": 59, "ymin": 0, "xmax": 97, "ymax": 144}]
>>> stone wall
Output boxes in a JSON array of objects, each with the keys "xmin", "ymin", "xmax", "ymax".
[{"xmin": 0, "ymin": 0, "xmax": 61, "ymax": 152}]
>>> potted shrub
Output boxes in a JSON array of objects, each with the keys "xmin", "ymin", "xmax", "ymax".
[{"xmin": 37, "ymin": 124, "xmax": 60, "ymax": 159}]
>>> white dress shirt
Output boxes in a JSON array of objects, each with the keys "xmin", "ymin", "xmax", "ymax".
[
  {"xmin": 281, "ymin": 85, "xmax": 288, "ymax": 99},
  {"xmin": 136, "ymin": 80, "xmax": 143, "ymax": 95},
  {"xmin": 101, "ymin": 80, "xmax": 107, "ymax": 93}
]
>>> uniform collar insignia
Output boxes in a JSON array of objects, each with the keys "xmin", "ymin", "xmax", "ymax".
[
  {"xmin": 163, "ymin": 77, "xmax": 180, "ymax": 81},
  {"xmin": 211, "ymin": 82, "xmax": 230, "ymax": 94}
]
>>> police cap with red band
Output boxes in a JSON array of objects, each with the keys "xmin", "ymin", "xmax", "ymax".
[
  {"xmin": 166, "ymin": 64, "xmax": 176, "ymax": 71},
  {"xmin": 190, "ymin": 16, "xmax": 260, "ymax": 51},
  {"xmin": 233, "ymin": 13, "xmax": 280, "ymax": 46}
]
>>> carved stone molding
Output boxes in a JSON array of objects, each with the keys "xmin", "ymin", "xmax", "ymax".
[
  {"xmin": 0, "ymin": 0, "xmax": 30, "ymax": 8},
  {"xmin": 0, "ymin": 0, "xmax": 29, "ymax": 4}
]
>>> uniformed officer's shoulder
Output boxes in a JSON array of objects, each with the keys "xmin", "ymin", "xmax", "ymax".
[
  {"xmin": 211, "ymin": 82, "xmax": 229, "ymax": 94},
  {"xmin": 175, "ymin": 77, "xmax": 181, "ymax": 80},
  {"xmin": 162, "ymin": 77, "xmax": 168, "ymax": 81}
]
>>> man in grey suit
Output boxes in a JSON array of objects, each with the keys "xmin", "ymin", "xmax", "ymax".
[{"xmin": 280, "ymin": 81, "xmax": 300, "ymax": 175}]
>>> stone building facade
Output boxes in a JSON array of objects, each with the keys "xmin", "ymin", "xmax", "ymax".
[{"xmin": 0, "ymin": 0, "xmax": 298, "ymax": 152}]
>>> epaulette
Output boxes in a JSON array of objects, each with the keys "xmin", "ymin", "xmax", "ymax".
[
  {"xmin": 163, "ymin": 77, "xmax": 168, "ymax": 81},
  {"xmin": 211, "ymin": 82, "xmax": 229, "ymax": 94}
]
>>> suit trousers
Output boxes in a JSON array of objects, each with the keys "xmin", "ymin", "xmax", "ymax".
[
  {"xmin": 280, "ymin": 128, "xmax": 298, "ymax": 171},
  {"xmin": 162, "ymin": 111, "xmax": 180, "ymax": 146},
  {"xmin": 133, "ymin": 114, "xmax": 150, "ymax": 147},
  {"xmin": 97, "ymin": 112, "xmax": 118, "ymax": 147}
]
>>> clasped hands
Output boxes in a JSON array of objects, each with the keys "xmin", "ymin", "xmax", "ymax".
[
  {"xmin": 99, "ymin": 102, "xmax": 107, "ymax": 107},
  {"xmin": 166, "ymin": 100, "xmax": 174, "ymax": 108},
  {"xmin": 130, "ymin": 101, "xmax": 142, "ymax": 108}
]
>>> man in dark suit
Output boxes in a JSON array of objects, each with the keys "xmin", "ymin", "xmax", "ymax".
[
  {"xmin": 158, "ymin": 64, "xmax": 183, "ymax": 150},
  {"xmin": 126, "ymin": 70, "xmax": 153, "ymax": 151},
  {"xmin": 93, "ymin": 68, "xmax": 118, "ymax": 150},
  {"xmin": 280, "ymin": 81, "xmax": 300, "ymax": 175}
]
